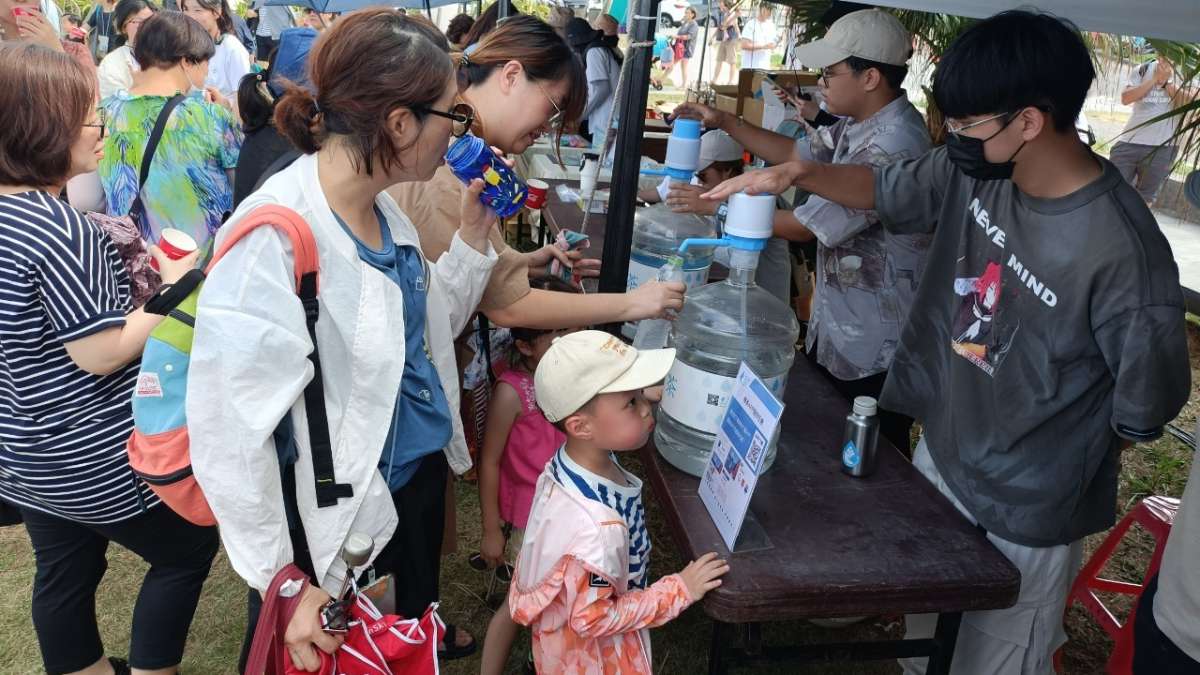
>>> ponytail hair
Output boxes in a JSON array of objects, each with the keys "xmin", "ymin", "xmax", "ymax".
[
  {"xmin": 454, "ymin": 15, "xmax": 586, "ymax": 145},
  {"xmin": 274, "ymin": 9, "xmax": 452, "ymax": 173},
  {"xmin": 237, "ymin": 70, "xmax": 274, "ymax": 133}
]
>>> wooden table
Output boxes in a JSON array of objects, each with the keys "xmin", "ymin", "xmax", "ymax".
[{"xmin": 640, "ymin": 355, "xmax": 1021, "ymax": 674}]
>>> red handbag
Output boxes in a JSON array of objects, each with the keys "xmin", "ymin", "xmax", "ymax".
[{"xmin": 245, "ymin": 566, "xmax": 443, "ymax": 675}]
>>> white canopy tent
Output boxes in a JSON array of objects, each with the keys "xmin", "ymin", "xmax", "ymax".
[{"xmin": 865, "ymin": 0, "xmax": 1200, "ymax": 43}]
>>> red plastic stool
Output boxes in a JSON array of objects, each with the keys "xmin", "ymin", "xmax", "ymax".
[{"xmin": 1055, "ymin": 495, "xmax": 1179, "ymax": 674}]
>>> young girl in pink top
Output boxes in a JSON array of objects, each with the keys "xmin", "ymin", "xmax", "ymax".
[{"xmin": 478, "ymin": 276, "xmax": 579, "ymax": 675}]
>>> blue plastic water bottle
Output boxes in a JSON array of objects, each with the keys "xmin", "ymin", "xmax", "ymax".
[{"xmin": 444, "ymin": 133, "xmax": 528, "ymax": 218}]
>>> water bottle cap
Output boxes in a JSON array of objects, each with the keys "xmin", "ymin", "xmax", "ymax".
[
  {"xmin": 671, "ymin": 117, "xmax": 703, "ymax": 140},
  {"xmin": 852, "ymin": 396, "xmax": 877, "ymax": 417},
  {"xmin": 341, "ymin": 532, "xmax": 374, "ymax": 567},
  {"xmin": 443, "ymin": 133, "xmax": 485, "ymax": 171}
]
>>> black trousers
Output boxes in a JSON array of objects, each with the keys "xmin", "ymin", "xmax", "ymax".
[
  {"xmin": 805, "ymin": 347, "xmax": 914, "ymax": 457},
  {"xmin": 20, "ymin": 504, "xmax": 218, "ymax": 674},
  {"xmin": 239, "ymin": 452, "xmax": 450, "ymax": 673},
  {"xmin": 1133, "ymin": 573, "xmax": 1200, "ymax": 674}
]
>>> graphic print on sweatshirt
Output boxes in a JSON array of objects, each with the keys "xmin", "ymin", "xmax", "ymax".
[{"xmin": 950, "ymin": 196, "xmax": 1058, "ymax": 377}]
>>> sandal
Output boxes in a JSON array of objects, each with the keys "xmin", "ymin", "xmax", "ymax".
[{"xmin": 438, "ymin": 623, "xmax": 478, "ymax": 661}]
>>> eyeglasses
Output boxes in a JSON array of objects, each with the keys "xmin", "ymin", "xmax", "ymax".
[
  {"xmin": 819, "ymin": 66, "xmax": 854, "ymax": 87},
  {"xmin": 534, "ymin": 79, "xmax": 565, "ymax": 130},
  {"xmin": 420, "ymin": 101, "xmax": 475, "ymax": 138},
  {"xmin": 83, "ymin": 108, "xmax": 108, "ymax": 139},
  {"xmin": 943, "ymin": 111, "xmax": 1012, "ymax": 139}
]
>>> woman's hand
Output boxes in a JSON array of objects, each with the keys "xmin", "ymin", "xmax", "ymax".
[
  {"xmin": 625, "ymin": 280, "xmax": 685, "ymax": 321},
  {"xmin": 458, "ymin": 178, "xmax": 498, "ymax": 254},
  {"xmin": 15, "ymin": 11, "xmax": 62, "ymax": 50},
  {"xmin": 203, "ymin": 85, "xmax": 233, "ymax": 111},
  {"xmin": 524, "ymin": 245, "xmax": 601, "ymax": 280},
  {"xmin": 283, "ymin": 585, "xmax": 344, "ymax": 672},
  {"xmin": 148, "ymin": 245, "xmax": 200, "ymax": 284}
]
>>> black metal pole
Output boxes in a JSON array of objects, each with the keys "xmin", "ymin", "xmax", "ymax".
[
  {"xmin": 694, "ymin": 0, "xmax": 713, "ymax": 92},
  {"xmin": 598, "ymin": 0, "xmax": 660, "ymax": 335},
  {"xmin": 498, "ymin": 0, "xmax": 508, "ymax": 19}
]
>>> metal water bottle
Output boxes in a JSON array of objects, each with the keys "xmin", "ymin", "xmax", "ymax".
[{"xmin": 840, "ymin": 396, "xmax": 880, "ymax": 477}]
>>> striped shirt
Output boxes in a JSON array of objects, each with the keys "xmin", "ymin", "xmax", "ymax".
[
  {"xmin": 0, "ymin": 191, "xmax": 156, "ymax": 524},
  {"xmin": 550, "ymin": 446, "xmax": 651, "ymax": 589}
]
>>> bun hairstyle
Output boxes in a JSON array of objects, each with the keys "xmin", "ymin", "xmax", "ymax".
[
  {"xmin": 454, "ymin": 15, "xmax": 586, "ymax": 145},
  {"xmin": 274, "ymin": 9, "xmax": 452, "ymax": 175}
]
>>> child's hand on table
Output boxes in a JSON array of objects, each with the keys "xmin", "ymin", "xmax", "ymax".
[{"xmin": 679, "ymin": 552, "xmax": 730, "ymax": 601}]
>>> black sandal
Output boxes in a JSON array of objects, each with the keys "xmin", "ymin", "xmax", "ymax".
[{"xmin": 438, "ymin": 623, "xmax": 478, "ymax": 661}]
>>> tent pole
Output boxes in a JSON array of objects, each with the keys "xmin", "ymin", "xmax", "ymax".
[
  {"xmin": 694, "ymin": 0, "xmax": 713, "ymax": 93},
  {"xmin": 424, "ymin": 0, "xmax": 431, "ymax": 19},
  {"xmin": 498, "ymin": 0, "xmax": 508, "ymax": 19},
  {"xmin": 598, "ymin": 0, "xmax": 660, "ymax": 332}
]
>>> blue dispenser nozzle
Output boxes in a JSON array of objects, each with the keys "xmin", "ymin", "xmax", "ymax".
[{"xmin": 678, "ymin": 234, "xmax": 767, "ymax": 254}]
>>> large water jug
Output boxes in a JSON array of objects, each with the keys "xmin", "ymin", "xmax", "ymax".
[
  {"xmin": 625, "ymin": 119, "xmax": 716, "ymax": 337},
  {"xmin": 656, "ymin": 193, "xmax": 800, "ymax": 477}
]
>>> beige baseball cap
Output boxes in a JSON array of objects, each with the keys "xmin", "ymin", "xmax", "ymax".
[
  {"xmin": 534, "ymin": 330, "xmax": 676, "ymax": 423},
  {"xmin": 790, "ymin": 9, "xmax": 912, "ymax": 69},
  {"xmin": 699, "ymin": 130, "xmax": 744, "ymax": 167}
]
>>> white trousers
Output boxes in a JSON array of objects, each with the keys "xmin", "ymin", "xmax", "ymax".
[{"xmin": 901, "ymin": 438, "xmax": 1084, "ymax": 675}]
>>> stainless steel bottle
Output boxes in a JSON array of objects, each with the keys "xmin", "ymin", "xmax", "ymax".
[{"xmin": 840, "ymin": 396, "xmax": 880, "ymax": 478}]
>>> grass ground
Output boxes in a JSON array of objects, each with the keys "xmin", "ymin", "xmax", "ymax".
[{"xmin": 2, "ymin": 319, "xmax": 1196, "ymax": 674}]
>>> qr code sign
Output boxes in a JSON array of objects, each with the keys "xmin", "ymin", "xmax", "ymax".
[{"xmin": 707, "ymin": 394, "xmax": 720, "ymax": 406}]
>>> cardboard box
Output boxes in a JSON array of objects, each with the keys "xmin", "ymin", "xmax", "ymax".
[
  {"xmin": 742, "ymin": 70, "xmax": 821, "ymax": 127},
  {"xmin": 712, "ymin": 84, "xmax": 742, "ymax": 116}
]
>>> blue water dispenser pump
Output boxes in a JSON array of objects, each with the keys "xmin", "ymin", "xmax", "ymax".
[
  {"xmin": 677, "ymin": 192, "xmax": 776, "ymax": 263},
  {"xmin": 640, "ymin": 118, "xmax": 703, "ymax": 181}
]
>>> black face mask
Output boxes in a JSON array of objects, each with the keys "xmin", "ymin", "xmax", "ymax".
[
  {"xmin": 945, "ymin": 113, "xmax": 1025, "ymax": 181},
  {"xmin": 601, "ymin": 34, "xmax": 619, "ymax": 50}
]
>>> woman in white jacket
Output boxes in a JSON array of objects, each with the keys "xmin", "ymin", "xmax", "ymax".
[{"xmin": 187, "ymin": 9, "xmax": 497, "ymax": 671}]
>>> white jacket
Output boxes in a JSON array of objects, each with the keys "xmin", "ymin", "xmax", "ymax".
[{"xmin": 188, "ymin": 153, "xmax": 496, "ymax": 593}]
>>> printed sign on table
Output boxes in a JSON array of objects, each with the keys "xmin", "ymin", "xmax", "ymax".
[{"xmin": 698, "ymin": 362, "xmax": 784, "ymax": 550}]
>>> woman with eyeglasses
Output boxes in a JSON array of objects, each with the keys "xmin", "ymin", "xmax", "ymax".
[
  {"xmin": 186, "ymin": 9, "xmax": 501, "ymax": 672},
  {"xmin": 388, "ymin": 15, "xmax": 684, "ymax": 335},
  {"xmin": 0, "ymin": 42, "xmax": 217, "ymax": 675},
  {"xmin": 97, "ymin": 0, "xmax": 158, "ymax": 100}
]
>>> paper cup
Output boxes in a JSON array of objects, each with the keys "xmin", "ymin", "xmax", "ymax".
[
  {"xmin": 150, "ymin": 228, "xmax": 198, "ymax": 271},
  {"xmin": 526, "ymin": 179, "xmax": 549, "ymax": 210}
]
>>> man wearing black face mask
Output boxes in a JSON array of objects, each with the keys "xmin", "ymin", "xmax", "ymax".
[{"xmin": 704, "ymin": 10, "xmax": 1191, "ymax": 675}]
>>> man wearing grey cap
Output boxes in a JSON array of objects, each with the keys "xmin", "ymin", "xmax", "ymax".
[{"xmin": 676, "ymin": 8, "xmax": 931, "ymax": 453}]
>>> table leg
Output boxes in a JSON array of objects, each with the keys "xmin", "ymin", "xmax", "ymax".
[
  {"xmin": 708, "ymin": 621, "xmax": 727, "ymax": 675},
  {"xmin": 926, "ymin": 612, "xmax": 963, "ymax": 675},
  {"xmin": 744, "ymin": 622, "xmax": 762, "ymax": 656}
]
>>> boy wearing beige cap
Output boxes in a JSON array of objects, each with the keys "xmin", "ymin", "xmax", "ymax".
[{"xmin": 508, "ymin": 330, "xmax": 729, "ymax": 675}]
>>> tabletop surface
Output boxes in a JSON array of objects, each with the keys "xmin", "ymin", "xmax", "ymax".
[{"xmin": 640, "ymin": 355, "xmax": 1021, "ymax": 624}]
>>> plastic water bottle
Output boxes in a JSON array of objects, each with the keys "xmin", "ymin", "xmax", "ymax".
[
  {"xmin": 841, "ymin": 396, "xmax": 880, "ymax": 478},
  {"xmin": 633, "ymin": 255, "xmax": 684, "ymax": 350},
  {"xmin": 444, "ymin": 133, "xmax": 528, "ymax": 218},
  {"xmin": 625, "ymin": 118, "xmax": 716, "ymax": 338},
  {"xmin": 656, "ymin": 193, "xmax": 800, "ymax": 477}
]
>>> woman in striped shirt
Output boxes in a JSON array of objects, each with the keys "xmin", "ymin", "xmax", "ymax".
[{"xmin": 0, "ymin": 43, "xmax": 217, "ymax": 675}]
